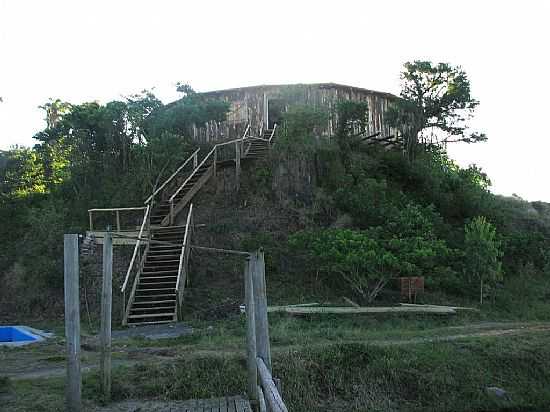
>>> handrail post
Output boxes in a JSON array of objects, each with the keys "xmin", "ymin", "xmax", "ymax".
[
  {"xmin": 245, "ymin": 256, "xmax": 258, "ymax": 406},
  {"xmin": 89, "ymin": 211, "xmax": 93, "ymax": 231},
  {"xmin": 253, "ymin": 250, "xmax": 272, "ymax": 370},
  {"xmin": 170, "ymin": 200, "xmax": 174, "ymax": 225},
  {"xmin": 213, "ymin": 146, "xmax": 217, "ymax": 178},
  {"xmin": 193, "ymin": 152, "xmax": 198, "ymax": 169},
  {"xmin": 115, "ymin": 211, "xmax": 121, "ymax": 232},
  {"xmin": 64, "ymin": 234, "xmax": 81, "ymax": 412},
  {"xmin": 235, "ymin": 141, "xmax": 241, "ymax": 191}
]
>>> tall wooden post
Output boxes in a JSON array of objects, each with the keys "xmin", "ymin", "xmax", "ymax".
[
  {"xmin": 213, "ymin": 147, "xmax": 217, "ymax": 178},
  {"xmin": 235, "ymin": 141, "xmax": 241, "ymax": 191},
  {"xmin": 253, "ymin": 250, "xmax": 272, "ymax": 371},
  {"xmin": 64, "ymin": 234, "xmax": 81, "ymax": 412},
  {"xmin": 100, "ymin": 230, "xmax": 113, "ymax": 402},
  {"xmin": 245, "ymin": 256, "xmax": 258, "ymax": 406}
]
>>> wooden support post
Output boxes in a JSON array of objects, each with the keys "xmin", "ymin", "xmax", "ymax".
[
  {"xmin": 100, "ymin": 230, "xmax": 113, "ymax": 402},
  {"xmin": 170, "ymin": 200, "xmax": 174, "ymax": 225},
  {"xmin": 253, "ymin": 250, "xmax": 272, "ymax": 371},
  {"xmin": 235, "ymin": 141, "xmax": 241, "ymax": 191},
  {"xmin": 89, "ymin": 211, "xmax": 93, "ymax": 231},
  {"xmin": 115, "ymin": 211, "xmax": 121, "ymax": 232},
  {"xmin": 245, "ymin": 257, "xmax": 258, "ymax": 406},
  {"xmin": 64, "ymin": 234, "xmax": 81, "ymax": 412},
  {"xmin": 213, "ymin": 147, "xmax": 217, "ymax": 178}
]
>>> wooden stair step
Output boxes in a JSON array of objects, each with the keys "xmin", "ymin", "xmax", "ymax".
[
  {"xmin": 142, "ymin": 265, "xmax": 179, "ymax": 271},
  {"xmin": 140, "ymin": 276, "xmax": 178, "ymax": 282},
  {"xmin": 138, "ymin": 281, "xmax": 176, "ymax": 287},
  {"xmin": 142, "ymin": 268, "xmax": 178, "ymax": 274},
  {"xmin": 133, "ymin": 300, "xmax": 176, "ymax": 305},
  {"xmin": 128, "ymin": 312, "xmax": 175, "ymax": 319},
  {"xmin": 136, "ymin": 287, "xmax": 175, "ymax": 293},
  {"xmin": 127, "ymin": 319, "xmax": 174, "ymax": 326},
  {"xmin": 144, "ymin": 259, "xmax": 180, "ymax": 263},
  {"xmin": 131, "ymin": 306, "xmax": 175, "ymax": 312},
  {"xmin": 134, "ymin": 293, "xmax": 176, "ymax": 299}
]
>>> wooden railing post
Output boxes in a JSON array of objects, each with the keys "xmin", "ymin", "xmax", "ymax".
[
  {"xmin": 253, "ymin": 250, "xmax": 272, "ymax": 371},
  {"xmin": 170, "ymin": 200, "xmax": 174, "ymax": 225},
  {"xmin": 213, "ymin": 146, "xmax": 218, "ymax": 178},
  {"xmin": 235, "ymin": 141, "xmax": 241, "ymax": 191},
  {"xmin": 100, "ymin": 230, "xmax": 113, "ymax": 402},
  {"xmin": 115, "ymin": 211, "xmax": 121, "ymax": 232},
  {"xmin": 89, "ymin": 211, "xmax": 93, "ymax": 231},
  {"xmin": 245, "ymin": 256, "xmax": 258, "ymax": 406},
  {"xmin": 193, "ymin": 152, "xmax": 198, "ymax": 169},
  {"xmin": 64, "ymin": 234, "xmax": 81, "ymax": 412}
]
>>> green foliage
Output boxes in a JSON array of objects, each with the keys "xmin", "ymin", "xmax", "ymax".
[
  {"xmin": 290, "ymin": 225, "xmax": 453, "ymax": 302},
  {"xmin": 335, "ymin": 101, "xmax": 369, "ymax": 169},
  {"xmin": 0, "ymin": 146, "xmax": 45, "ymax": 196},
  {"xmin": 387, "ymin": 61, "xmax": 486, "ymax": 159},
  {"xmin": 18, "ymin": 200, "xmax": 67, "ymax": 290},
  {"xmin": 0, "ymin": 85, "xmax": 229, "ymax": 313},
  {"xmin": 276, "ymin": 104, "xmax": 328, "ymax": 156},
  {"xmin": 146, "ymin": 92, "xmax": 230, "ymax": 138},
  {"xmin": 464, "ymin": 216, "xmax": 503, "ymax": 303}
]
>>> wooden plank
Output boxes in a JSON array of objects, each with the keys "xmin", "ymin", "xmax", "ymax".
[
  {"xmin": 274, "ymin": 306, "xmax": 456, "ymax": 315},
  {"xmin": 91, "ymin": 230, "xmax": 147, "ymax": 245},
  {"xmin": 234, "ymin": 397, "xmax": 253, "ymax": 412},
  {"xmin": 100, "ymin": 231, "xmax": 113, "ymax": 402},
  {"xmin": 227, "ymin": 396, "xmax": 238, "ymax": 412},
  {"xmin": 63, "ymin": 234, "xmax": 81, "ymax": 412},
  {"xmin": 88, "ymin": 206, "xmax": 147, "ymax": 212},
  {"xmin": 399, "ymin": 303, "xmax": 479, "ymax": 311},
  {"xmin": 257, "ymin": 357, "xmax": 288, "ymax": 412}
]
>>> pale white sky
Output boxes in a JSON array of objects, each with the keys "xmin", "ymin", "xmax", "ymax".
[{"xmin": 1, "ymin": 0, "xmax": 549, "ymax": 201}]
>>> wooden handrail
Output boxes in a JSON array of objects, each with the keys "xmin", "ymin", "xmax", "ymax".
[
  {"xmin": 121, "ymin": 205, "xmax": 150, "ymax": 293},
  {"xmin": 168, "ymin": 124, "xmax": 251, "ymax": 223},
  {"xmin": 88, "ymin": 207, "xmax": 147, "ymax": 231},
  {"xmin": 144, "ymin": 148, "xmax": 200, "ymax": 205},
  {"xmin": 268, "ymin": 123, "xmax": 277, "ymax": 143},
  {"xmin": 169, "ymin": 146, "xmax": 217, "ymax": 203},
  {"xmin": 88, "ymin": 207, "xmax": 147, "ymax": 212}
]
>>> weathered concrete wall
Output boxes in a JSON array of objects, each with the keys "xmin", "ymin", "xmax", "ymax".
[{"xmin": 187, "ymin": 83, "xmax": 398, "ymax": 143}]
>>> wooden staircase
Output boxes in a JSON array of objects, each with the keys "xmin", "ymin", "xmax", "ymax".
[
  {"xmin": 244, "ymin": 129, "xmax": 273, "ymax": 159},
  {"xmin": 126, "ymin": 225, "xmax": 186, "ymax": 325},
  {"xmin": 121, "ymin": 125, "xmax": 277, "ymax": 325}
]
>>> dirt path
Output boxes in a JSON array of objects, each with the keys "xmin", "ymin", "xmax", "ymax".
[{"xmin": 5, "ymin": 321, "xmax": 550, "ymax": 381}]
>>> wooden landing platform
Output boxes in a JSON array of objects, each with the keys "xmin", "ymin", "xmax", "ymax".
[{"xmin": 171, "ymin": 396, "xmax": 252, "ymax": 411}]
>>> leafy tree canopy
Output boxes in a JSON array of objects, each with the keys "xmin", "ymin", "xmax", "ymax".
[{"xmin": 387, "ymin": 61, "xmax": 486, "ymax": 158}]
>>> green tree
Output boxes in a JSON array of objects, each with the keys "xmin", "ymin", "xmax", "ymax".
[
  {"xmin": 290, "ymin": 223, "xmax": 452, "ymax": 303},
  {"xmin": 387, "ymin": 61, "xmax": 485, "ymax": 159},
  {"xmin": 0, "ymin": 146, "xmax": 45, "ymax": 197},
  {"xmin": 464, "ymin": 216, "xmax": 503, "ymax": 304},
  {"xmin": 335, "ymin": 101, "xmax": 369, "ymax": 170}
]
